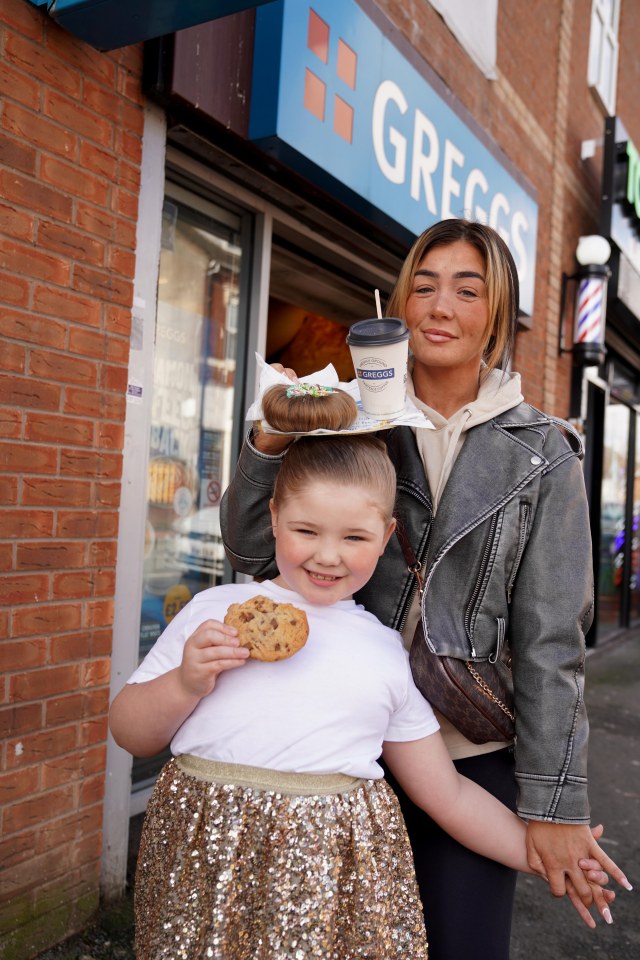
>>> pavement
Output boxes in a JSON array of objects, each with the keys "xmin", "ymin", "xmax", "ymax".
[{"xmin": 510, "ymin": 630, "xmax": 640, "ymax": 959}]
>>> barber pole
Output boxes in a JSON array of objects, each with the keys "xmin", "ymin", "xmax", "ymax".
[{"xmin": 570, "ymin": 266, "xmax": 609, "ymax": 366}]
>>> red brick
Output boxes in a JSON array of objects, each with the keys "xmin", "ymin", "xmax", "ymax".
[
  {"xmin": 0, "ymin": 575, "xmax": 50, "ymax": 606},
  {"xmin": 104, "ymin": 304, "xmax": 132, "ymax": 337},
  {"xmin": 16, "ymin": 541, "xmax": 87, "ymax": 570},
  {"xmin": 0, "ymin": 373, "xmax": 61, "ymax": 411},
  {"xmin": 0, "ymin": 270, "xmax": 29, "ymax": 308},
  {"xmin": 95, "ymin": 482, "xmax": 121, "ymax": 507},
  {"xmin": 72, "ymin": 264, "xmax": 133, "ymax": 306},
  {"xmin": 108, "ymin": 245, "xmax": 136, "ymax": 278},
  {"xmin": 41, "ymin": 745, "xmax": 105, "ymax": 789},
  {"xmin": 3, "ymin": 101, "xmax": 78, "ymax": 159},
  {"xmin": 96, "ymin": 421, "xmax": 125, "ymax": 451},
  {"xmin": 85, "ymin": 601, "xmax": 115, "ymax": 630},
  {"xmin": 79, "ymin": 773, "xmax": 105, "ymax": 808},
  {"xmin": 22, "ymin": 477, "xmax": 92, "ymax": 507},
  {"xmin": 67, "ymin": 326, "xmax": 108, "ymax": 359},
  {"xmin": 25, "ymin": 412, "xmax": 94, "ymax": 446},
  {"xmin": 0, "ymin": 831, "xmax": 38, "ymax": 871},
  {"xmin": 56, "ymin": 511, "xmax": 118, "ymax": 539},
  {"xmin": 63, "ymin": 386, "xmax": 125, "ymax": 420},
  {"xmin": 0, "ymin": 169, "xmax": 73, "ymax": 222},
  {"xmin": 0, "ymin": 307, "xmax": 67, "ymax": 349},
  {"xmin": 0, "ymin": 238, "xmax": 70, "ymax": 286},
  {"xmin": 9, "ymin": 662, "xmax": 81, "ymax": 698},
  {"xmin": 0, "ymin": 541, "xmax": 14, "ymax": 570},
  {"xmin": 0, "ymin": 475, "xmax": 19, "ymax": 503},
  {"xmin": 111, "ymin": 186, "xmax": 139, "ymax": 221},
  {"xmin": 60, "ymin": 448, "xmax": 122, "ymax": 479},
  {"xmin": 0, "ymin": 408, "xmax": 22, "ymax": 441},
  {"xmin": 0, "ymin": 439, "xmax": 58, "ymax": 473},
  {"xmin": 92, "ymin": 569, "xmax": 116, "ymax": 596},
  {"xmin": 114, "ymin": 127, "xmax": 143, "ymax": 166},
  {"xmin": 0, "ymin": 510, "xmax": 54, "ymax": 539},
  {"xmin": 43, "ymin": 88, "xmax": 114, "ymax": 148},
  {"xmin": 101, "ymin": 363, "xmax": 129, "ymax": 394},
  {"xmin": 45, "ymin": 688, "xmax": 109, "ymax": 726},
  {"xmin": 0, "ymin": 766, "xmax": 40, "ymax": 807},
  {"xmin": 0, "ymin": 200, "xmax": 35, "ymax": 241},
  {"xmin": 78, "ymin": 140, "xmax": 118, "ymax": 181},
  {"xmin": 40, "ymin": 155, "xmax": 110, "ymax": 207},
  {"xmin": 52, "ymin": 571, "xmax": 95, "ymax": 600},
  {"xmin": 49, "ymin": 631, "xmax": 92, "ymax": 663},
  {"xmin": 46, "ymin": 28, "xmax": 117, "ymax": 89},
  {"xmin": 4, "ymin": 32, "xmax": 82, "ymax": 98},
  {"xmin": 0, "ymin": 637, "xmax": 48, "ymax": 672},
  {"xmin": 37, "ymin": 221, "xmax": 106, "ymax": 267},
  {"xmin": 0, "ymin": 61, "xmax": 40, "ymax": 111},
  {"xmin": 0, "ymin": 341, "xmax": 26, "ymax": 373},
  {"xmin": 29, "ymin": 349, "xmax": 98, "ymax": 387},
  {"xmin": 80, "ymin": 657, "xmax": 113, "ymax": 690},
  {"xmin": 2, "ymin": 784, "xmax": 75, "ymax": 836},
  {"xmin": 88, "ymin": 540, "xmax": 117, "ymax": 566},
  {"xmin": 32, "ymin": 285, "xmax": 102, "ymax": 329},
  {"xmin": 0, "ymin": 0, "xmax": 45, "ymax": 41},
  {"xmin": 0, "ymin": 702, "xmax": 42, "ymax": 738},
  {"xmin": 37, "ymin": 805, "xmax": 104, "ymax": 852},
  {"xmin": 78, "ymin": 718, "xmax": 108, "ymax": 748}
]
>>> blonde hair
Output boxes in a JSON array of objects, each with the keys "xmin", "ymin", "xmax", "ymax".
[
  {"xmin": 386, "ymin": 219, "xmax": 520, "ymax": 372},
  {"xmin": 263, "ymin": 384, "xmax": 358, "ymax": 433},
  {"xmin": 272, "ymin": 434, "xmax": 397, "ymax": 524}
]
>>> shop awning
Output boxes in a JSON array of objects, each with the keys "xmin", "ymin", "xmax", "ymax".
[{"xmin": 24, "ymin": 0, "xmax": 273, "ymax": 50}]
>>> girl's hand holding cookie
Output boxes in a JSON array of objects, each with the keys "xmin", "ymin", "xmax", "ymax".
[{"xmin": 179, "ymin": 619, "xmax": 250, "ymax": 699}]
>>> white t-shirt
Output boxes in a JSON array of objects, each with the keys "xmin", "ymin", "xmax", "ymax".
[{"xmin": 128, "ymin": 580, "xmax": 439, "ymax": 779}]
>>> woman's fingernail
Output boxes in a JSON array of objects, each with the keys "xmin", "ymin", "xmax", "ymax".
[
  {"xmin": 603, "ymin": 908, "xmax": 613, "ymax": 925},
  {"xmin": 621, "ymin": 878, "xmax": 633, "ymax": 891}
]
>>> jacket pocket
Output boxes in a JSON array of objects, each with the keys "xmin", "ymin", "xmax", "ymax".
[
  {"xmin": 507, "ymin": 500, "xmax": 532, "ymax": 604},
  {"xmin": 464, "ymin": 509, "xmax": 503, "ymax": 656}
]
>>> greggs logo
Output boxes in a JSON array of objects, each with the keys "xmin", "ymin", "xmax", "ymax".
[
  {"xmin": 358, "ymin": 368, "xmax": 394, "ymax": 380},
  {"xmin": 303, "ymin": 8, "xmax": 356, "ymax": 144}
]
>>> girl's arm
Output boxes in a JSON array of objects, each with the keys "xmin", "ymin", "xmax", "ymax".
[
  {"xmin": 383, "ymin": 734, "xmax": 630, "ymax": 927},
  {"xmin": 109, "ymin": 620, "xmax": 248, "ymax": 757}
]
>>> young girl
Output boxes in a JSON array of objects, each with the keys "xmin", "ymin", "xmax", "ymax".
[{"xmin": 110, "ymin": 386, "xmax": 627, "ymax": 960}]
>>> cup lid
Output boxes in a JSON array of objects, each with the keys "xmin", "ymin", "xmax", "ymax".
[{"xmin": 346, "ymin": 317, "xmax": 410, "ymax": 346}]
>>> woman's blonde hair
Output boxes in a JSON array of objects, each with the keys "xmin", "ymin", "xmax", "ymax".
[{"xmin": 386, "ymin": 219, "xmax": 520, "ymax": 372}]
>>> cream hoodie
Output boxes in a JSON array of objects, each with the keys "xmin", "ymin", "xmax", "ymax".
[{"xmin": 402, "ymin": 365, "xmax": 524, "ymax": 759}]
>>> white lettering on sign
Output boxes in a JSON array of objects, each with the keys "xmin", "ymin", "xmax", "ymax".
[{"xmin": 371, "ymin": 80, "xmax": 530, "ymax": 283}]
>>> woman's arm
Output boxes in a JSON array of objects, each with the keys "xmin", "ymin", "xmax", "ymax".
[{"xmin": 109, "ymin": 620, "xmax": 248, "ymax": 756}]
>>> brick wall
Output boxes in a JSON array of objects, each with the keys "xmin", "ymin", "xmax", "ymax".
[{"xmin": 0, "ymin": 1, "xmax": 143, "ymax": 955}]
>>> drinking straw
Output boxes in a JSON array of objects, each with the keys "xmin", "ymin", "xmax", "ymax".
[{"xmin": 374, "ymin": 288, "xmax": 382, "ymax": 319}]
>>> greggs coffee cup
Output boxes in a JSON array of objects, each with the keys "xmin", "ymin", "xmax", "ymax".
[{"xmin": 346, "ymin": 318, "xmax": 410, "ymax": 419}]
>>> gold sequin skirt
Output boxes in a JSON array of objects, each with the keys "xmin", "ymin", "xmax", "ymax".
[{"xmin": 135, "ymin": 755, "xmax": 428, "ymax": 960}]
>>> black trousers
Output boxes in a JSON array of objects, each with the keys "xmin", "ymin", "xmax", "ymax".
[{"xmin": 384, "ymin": 747, "xmax": 518, "ymax": 960}]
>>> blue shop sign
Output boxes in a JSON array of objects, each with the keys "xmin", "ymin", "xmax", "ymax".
[
  {"xmin": 250, "ymin": 0, "xmax": 538, "ymax": 315},
  {"xmin": 24, "ymin": 0, "xmax": 274, "ymax": 51}
]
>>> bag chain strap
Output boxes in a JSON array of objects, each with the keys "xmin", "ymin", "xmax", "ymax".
[{"xmin": 464, "ymin": 662, "xmax": 515, "ymax": 720}]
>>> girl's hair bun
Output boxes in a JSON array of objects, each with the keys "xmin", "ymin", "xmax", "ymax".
[{"xmin": 262, "ymin": 383, "xmax": 358, "ymax": 433}]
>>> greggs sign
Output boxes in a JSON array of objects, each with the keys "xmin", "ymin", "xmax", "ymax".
[{"xmin": 250, "ymin": 0, "xmax": 539, "ymax": 315}]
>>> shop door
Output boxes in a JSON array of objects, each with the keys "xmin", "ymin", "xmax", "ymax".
[{"xmin": 134, "ymin": 184, "xmax": 249, "ymax": 789}]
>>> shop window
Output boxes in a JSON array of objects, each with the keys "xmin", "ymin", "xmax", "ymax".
[
  {"xmin": 133, "ymin": 186, "xmax": 248, "ymax": 790},
  {"xmin": 587, "ymin": 0, "xmax": 620, "ymax": 114}
]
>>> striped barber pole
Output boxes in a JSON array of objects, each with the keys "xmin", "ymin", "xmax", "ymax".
[{"xmin": 573, "ymin": 275, "xmax": 607, "ymax": 345}]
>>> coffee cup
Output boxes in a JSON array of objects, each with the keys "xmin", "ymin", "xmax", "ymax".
[{"xmin": 346, "ymin": 317, "xmax": 410, "ymax": 419}]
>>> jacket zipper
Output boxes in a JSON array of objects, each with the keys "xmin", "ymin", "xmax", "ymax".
[
  {"xmin": 396, "ymin": 482, "xmax": 432, "ymax": 635},
  {"xmin": 463, "ymin": 511, "xmax": 500, "ymax": 658},
  {"xmin": 506, "ymin": 501, "xmax": 531, "ymax": 604}
]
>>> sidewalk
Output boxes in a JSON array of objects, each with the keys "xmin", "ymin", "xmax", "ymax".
[{"xmin": 511, "ymin": 630, "xmax": 640, "ymax": 958}]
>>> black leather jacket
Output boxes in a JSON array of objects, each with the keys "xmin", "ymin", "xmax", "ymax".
[{"xmin": 220, "ymin": 402, "xmax": 594, "ymax": 823}]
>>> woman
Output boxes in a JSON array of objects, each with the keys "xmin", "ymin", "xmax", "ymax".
[{"xmin": 220, "ymin": 220, "xmax": 599, "ymax": 959}]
